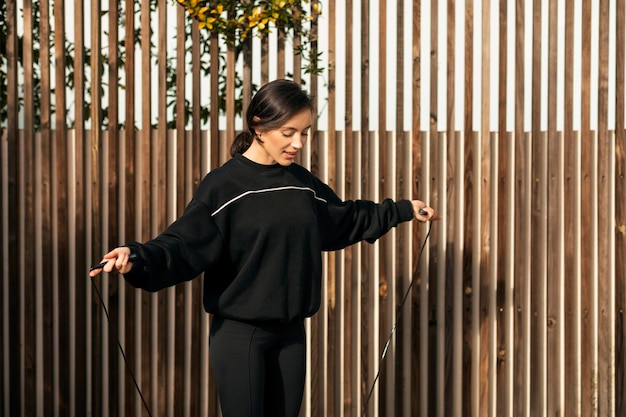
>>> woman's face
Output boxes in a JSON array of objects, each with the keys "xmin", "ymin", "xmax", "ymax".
[{"xmin": 244, "ymin": 109, "xmax": 312, "ymax": 166}]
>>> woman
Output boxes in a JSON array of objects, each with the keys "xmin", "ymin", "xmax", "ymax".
[{"xmin": 90, "ymin": 79, "xmax": 438, "ymax": 417}]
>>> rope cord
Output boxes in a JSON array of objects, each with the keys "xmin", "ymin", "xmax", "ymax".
[
  {"xmin": 363, "ymin": 221, "xmax": 433, "ymax": 416},
  {"xmin": 90, "ymin": 276, "xmax": 153, "ymax": 417}
]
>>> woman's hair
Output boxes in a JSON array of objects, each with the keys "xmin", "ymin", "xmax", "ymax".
[{"xmin": 230, "ymin": 79, "xmax": 313, "ymax": 156}]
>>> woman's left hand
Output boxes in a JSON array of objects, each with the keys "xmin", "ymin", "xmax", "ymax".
[{"xmin": 411, "ymin": 200, "xmax": 442, "ymax": 222}]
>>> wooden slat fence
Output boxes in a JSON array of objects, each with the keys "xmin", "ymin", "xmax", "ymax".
[{"xmin": 2, "ymin": 0, "xmax": 626, "ymax": 416}]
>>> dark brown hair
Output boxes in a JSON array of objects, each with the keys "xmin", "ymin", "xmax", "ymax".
[{"xmin": 230, "ymin": 79, "xmax": 313, "ymax": 156}]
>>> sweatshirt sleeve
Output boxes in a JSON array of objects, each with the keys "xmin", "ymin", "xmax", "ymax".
[
  {"xmin": 316, "ymin": 180, "xmax": 415, "ymax": 251},
  {"xmin": 122, "ymin": 199, "xmax": 225, "ymax": 292}
]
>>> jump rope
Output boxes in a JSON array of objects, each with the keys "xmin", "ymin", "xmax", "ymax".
[
  {"xmin": 362, "ymin": 212, "xmax": 433, "ymax": 416},
  {"xmin": 90, "ymin": 210, "xmax": 433, "ymax": 417},
  {"xmin": 89, "ymin": 254, "xmax": 153, "ymax": 417}
]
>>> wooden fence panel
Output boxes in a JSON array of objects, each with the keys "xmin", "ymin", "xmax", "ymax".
[{"xmin": 3, "ymin": 0, "xmax": 626, "ymax": 416}]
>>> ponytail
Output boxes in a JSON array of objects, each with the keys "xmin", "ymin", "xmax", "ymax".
[{"xmin": 230, "ymin": 130, "xmax": 255, "ymax": 157}]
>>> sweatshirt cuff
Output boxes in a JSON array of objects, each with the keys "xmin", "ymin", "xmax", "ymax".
[
  {"xmin": 397, "ymin": 199, "xmax": 415, "ymax": 222},
  {"xmin": 123, "ymin": 242, "xmax": 149, "ymax": 284}
]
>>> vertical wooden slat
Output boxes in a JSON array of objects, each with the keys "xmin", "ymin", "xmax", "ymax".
[
  {"xmin": 563, "ymin": 0, "xmax": 582, "ymax": 414},
  {"xmin": 277, "ymin": 27, "xmax": 286, "ymax": 79},
  {"xmin": 615, "ymin": 2, "xmax": 626, "ymax": 417},
  {"xmin": 53, "ymin": 0, "xmax": 70, "ymax": 412},
  {"xmin": 185, "ymin": 19, "xmax": 199, "ymax": 417},
  {"xmin": 174, "ymin": 7, "xmax": 190, "ymax": 417},
  {"xmin": 89, "ymin": 0, "xmax": 106, "ymax": 412},
  {"xmin": 497, "ymin": 2, "xmax": 514, "ymax": 417},
  {"xmin": 38, "ymin": 0, "xmax": 52, "ymax": 412},
  {"xmin": 410, "ymin": 2, "xmax": 420, "ymax": 417},
  {"xmin": 479, "ymin": 1, "xmax": 491, "ymax": 417},
  {"xmin": 3, "ymin": 0, "xmax": 19, "ymax": 411},
  {"xmin": 487, "ymin": 129, "xmax": 498, "ymax": 417},
  {"xmin": 225, "ymin": 22, "xmax": 236, "ymax": 163},
  {"xmin": 462, "ymin": 1, "xmax": 476, "ymax": 416},
  {"xmin": 122, "ymin": 0, "xmax": 137, "ymax": 412},
  {"xmin": 106, "ymin": 0, "xmax": 119, "ymax": 413},
  {"xmin": 21, "ymin": 0, "xmax": 35, "ymax": 416},
  {"xmin": 529, "ymin": 1, "xmax": 546, "ymax": 416},
  {"xmin": 449, "ymin": 1, "xmax": 464, "ymax": 416},
  {"xmin": 580, "ymin": 0, "xmax": 593, "ymax": 414},
  {"xmin": 138, "ymin": 0, "xmax": 152, "ymax": 415},
  {"xmin": 261, "ymin": 36, "xmax": 270, "ymax": 84},
  {"xmin": 596, "ymin": 1, "xmax": 613, "ymax": 415},
  {"xmin": 376, "ymin": 2, "xmax": 390, "ymax": 416},
  {"xmin": 73, "ymin": 0, "xmax": 87, "ymax": 413},
  {"xmin": 210, "ymin": 34, "xmax": 219, "ymax": 170},
  {"xmin": 343, "ymin": 2, "xmax": 355, "ymax": 415},
  {"xmin": 546, "ymin": 0, "xmax": 564, "ymax": 415},
  {"xmin": 437, "ymin": 3, "xmax": 450, "ymax": 417},
  {"xmin": 395, "ymin": 1, "xmax": 413, "ymax": 416},
  {"xmin": 513, "ymin": 0, "xmax": 531, "ymax": 415},
  {"xmin": 351, "ymin": 133, "xmax": 363, "ymax": 417},
  {"xmin": 417, "ymin": 0, "xmax": 433, "ymax": 414},
  {"xmin": 325, "ymin": 2, "xmax": 343, "ymax": 416}
]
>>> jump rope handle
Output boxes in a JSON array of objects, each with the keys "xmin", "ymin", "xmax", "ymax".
[{"xmin": 90, "ymin": 252, "xmax": 137, "ymax": 272}]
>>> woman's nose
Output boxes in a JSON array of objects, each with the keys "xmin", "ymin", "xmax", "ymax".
[{"xmin": 292, "ymin": 136, "xmax": 304, "ymax": 149}]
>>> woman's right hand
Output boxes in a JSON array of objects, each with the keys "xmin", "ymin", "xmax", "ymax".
[{"xmin": 89, "ymin": 246, "xmax": 134, "ymax": 277}]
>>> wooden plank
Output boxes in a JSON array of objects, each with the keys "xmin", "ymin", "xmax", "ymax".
[
  {"xmin": 174, "ymin": 9, "xmax": 189, "ymax": 417},
  {"xmin": 121, "ymin": 0, "xmax": 137, "ymax": 414},
  {"xmin": 479, "ymin": 1, "xmax": 492, "ymax": 416},
  {"xmin": 464, "ymin": 2, "xmax": 480, "ymax": 399},
  {"xmin": 546, "ymin": 0, "xmax": 565, "ymax": 416},
  {"xmin": 376, "ymin": 2, "xmax": 389, "ymax": 414},
  {"xmin": 394, "ymin": 3, "xmax": 413, "ymax": 417},
  {"xmin": 277, "ymin": 27, "xmax": 286, "ymax": 79},
  {"xmin": 615, "ymin": 2, "xmax": 626, "ymax": 417},
  {"xmin": 563, "ymin": 0, "xmax": 582, "ymax": 414},
  {"xmin": 73, "ymin": 3, "xmax": 88, "ymax": 415},
  {"xmin": 409, "ymin": 1, "xmax": 421, "ymax": 415},
  {"xmin": 210, "ymin": 34, "xmax": 219, "ymax": 170},
  {"xmin": 529, "ymin": 1, "xmax": 547, "ymax": 416},
  {"xmin": 512, "ymin": 2, "xmax": 531, "ymax": 417},
  {"xmin": 3, "ymin": 2, "xmax": 19, "ymax": 414},
  {"xmin": 105, "ymin": 0, "xmax": 120, "ymax": 413},
  {"xmin": 225, "ymin": 35, "xmax": 235, "ymax": 163},
  {"xmin": 514, "ymin": 128, "xmax": 533, "ymax": 417},
  {"xmin": 596, "ymin": 1, "xmax": 614, "ymax": 415},
  {"xmin": 579, "ymin": 0, "xmax": 593, "ymax": 415},
  {"xmin": 496, "ymin": 4, "xmax": 513, "ymax": 416},
  {"xmin": 53, "ymin": 0, "xmax": 69, "ymax": 412},
  {"xmin": 37, "ymin": 0, "xmax": 54, "ymax": 413},
  {"xmin": 324, "ymin": 2, "xmax": 342, "ymax": 416},
  {"xmin": 343, "ymin": 2, "xmax": 355, "ymax": 415},
  {"xmin": 20, "ymin": 0, "xmax": 36, "ymax": 415},
  {"xmin": 448, "ymin": 2, "xmax": 464, "ymax": 417}
]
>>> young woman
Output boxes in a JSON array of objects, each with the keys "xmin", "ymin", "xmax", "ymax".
[{"xmin": 90, "ymin": 79, "xmax": 439, "ymax": 417}]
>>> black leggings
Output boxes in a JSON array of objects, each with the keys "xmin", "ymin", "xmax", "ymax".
[{"xmin": 209, "ymin": 316, "xmax": 306, "ymax": 417}]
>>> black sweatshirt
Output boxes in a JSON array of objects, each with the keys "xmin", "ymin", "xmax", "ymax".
[{"xmin": 124, "ymin": 153, "xmax": 415, "ymax": 324}]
